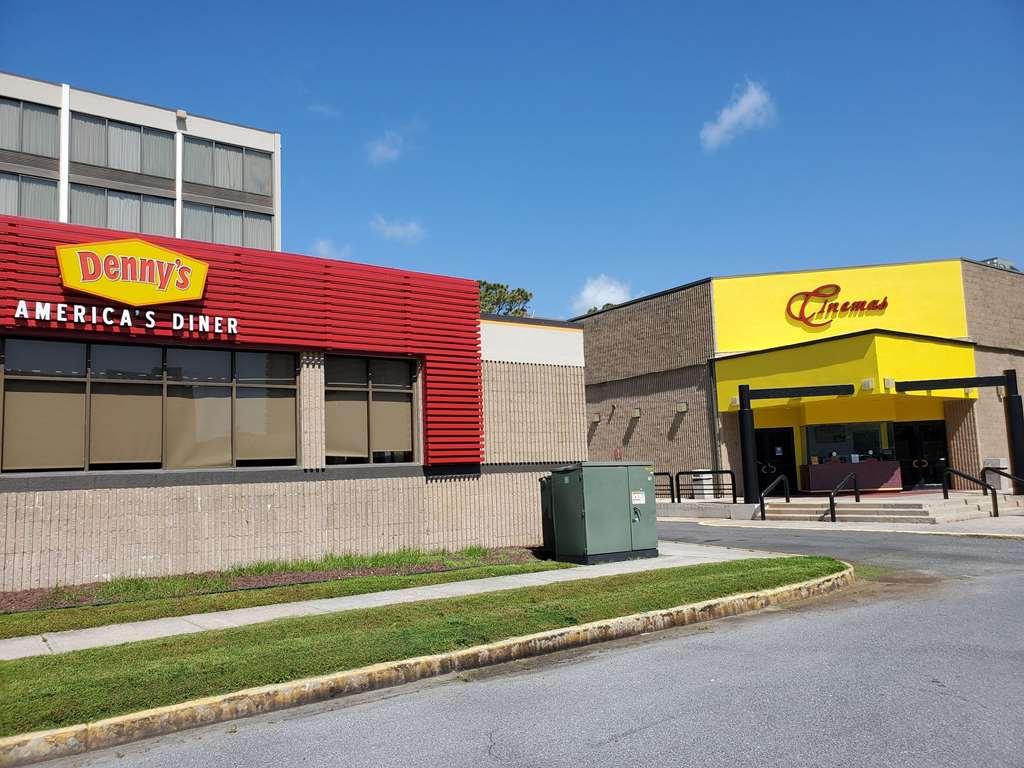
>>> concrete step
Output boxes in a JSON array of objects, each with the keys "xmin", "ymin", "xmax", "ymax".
[
  {"xmin": 763, "ymin": 504, "xmax": 933, "ymax": 516},
  {"xmin": 763, "ymin": 512, "xmax": 937, "ymax": 524},
  {"xmin": 762, "ymin": 500, "xmax": 930, "ymax": 511}
]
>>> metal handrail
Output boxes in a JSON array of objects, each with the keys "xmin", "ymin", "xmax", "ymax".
[
  {"xmin": 980, "ymin": 467, "xmax": 1024, "ymax": 496},
  {"xmin": 943, "ymin": 468, "xmax": 999, "ymax": 517},
  {"xmin": 827, "ymin": 472, "xmax": 861, "ymax": 523},
  {"xmin": 674, "ymin": 470, "xmax": 737, "ymax": 504},
  {"xmin": 653, "ymin": 472, "xmax": 677, "ymax": 503},
  {"xmin": 759, "ymin": 474, "xmax": 790, "ymax": 520}
]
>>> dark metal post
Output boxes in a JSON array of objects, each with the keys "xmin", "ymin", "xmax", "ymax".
[
  {"xmin": 1003, "ymin": 369, "xmax": 1024, "ymax": 495},
  {"xmin": 738, "ymin": 384, "xmax": 758, "ymax": 504}
]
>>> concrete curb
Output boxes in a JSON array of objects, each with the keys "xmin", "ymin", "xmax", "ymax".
[
  {"xmin": 0, "ymin": 565, "xmax": 854, "ymax": 767},
  {"xmin": 690, "ymin": 520, "xmax": 1024, "ymax": 540}
]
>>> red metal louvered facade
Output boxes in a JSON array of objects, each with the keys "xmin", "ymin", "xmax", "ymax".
[{"xmin": 0, "ymin": 215, "xmax": 483, "ymax": 465}]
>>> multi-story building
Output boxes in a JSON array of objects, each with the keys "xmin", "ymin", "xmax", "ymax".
[{"xmin": 0, "ymin": 71, "xmax": 281, "ymax": 250}]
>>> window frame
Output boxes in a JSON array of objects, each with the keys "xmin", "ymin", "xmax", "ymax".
[
  {"xmin": 0, "ymin": 338, "xmax": 299, "ymax": 474},
  {"xmin": 182, "ymin": 201, "xmax": 273, "ymax": 249},
  {"xmin": 324, "ymin": 353, "xmax": 419, "ymax": 466},
  {"xmin": 183, "ymin": 136, "xmax": 274, "ymax": 196},
  {"xmin": 69, "ymin": 183, "xmax": 175, "ymax": 235},
  {"xmin": 0, "ymin": 97, "xmax": 59, "ymax": 158},
  {"xmin": 0, "ymin": 172, "xmax": 59, "ymax": 221},
  {"xmin": 70, "ymin": 112, "xmax": 175, "ymax": 179}
]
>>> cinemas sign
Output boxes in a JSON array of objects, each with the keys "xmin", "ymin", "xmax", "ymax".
[
  {"xmin": 785, "ymin": 283, "xmax": 889, "ymax": 330},
  {"xmin": 12, "ymin": 239, "xmax": 239, "ymax": 335}
]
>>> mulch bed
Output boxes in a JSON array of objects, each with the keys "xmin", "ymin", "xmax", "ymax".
[{"xmin": 0, "ymin": 548, "xmax": 544, "ymax": 615}]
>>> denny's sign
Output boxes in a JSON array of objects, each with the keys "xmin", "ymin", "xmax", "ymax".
[
  {"xmin": 12, "ymin": 238, "xmax": 237, "ymax": 336},
  {"xmin": 56, "ymin": 238, "xmax": 208, "ymax": 306}
]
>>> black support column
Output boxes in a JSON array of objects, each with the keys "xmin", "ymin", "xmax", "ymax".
[
  {"xmin": 1003, "ymin": 369, "xmax": 1024, "ymax": 495},
  {"xmin": 738, "ymin": 384, "xmax": 759, "ymax": 503}
]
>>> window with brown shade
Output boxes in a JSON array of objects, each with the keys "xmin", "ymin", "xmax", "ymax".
[
  {"xmin": 325, "ymin": 355, "xmax": 416, "ymax": 465},
  {"xmin": 165, "ymin": 386, "xmax": 232, "ymax": 469},
  {"xmin": 0, "ymin": 340, "xmax": 297, "ymax": 473},
  {"xmin": 2, "ymin": 339, "xmax": 87, "ymax": 471},
  {"xmin": 88, "ymin": 344, "xmax": 163, "ymax": 469},
  {"xmin": 3, "ymin": 380, "xmax": 86, "ymax": 471}
]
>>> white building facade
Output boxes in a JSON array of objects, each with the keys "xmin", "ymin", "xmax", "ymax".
[{"xmin": 0, "ymin": 71, "xmax": 282, "ymax": 250}]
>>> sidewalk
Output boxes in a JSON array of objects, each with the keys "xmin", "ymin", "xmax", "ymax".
[
  {"xmin": 665, "ymin": 516, "xmax": 1024, "ymax": 538},
  {"xmin": 0, "ymin": 540, "xmax": 771, "ymax": 662}
]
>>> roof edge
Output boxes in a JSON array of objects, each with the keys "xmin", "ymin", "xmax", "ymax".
[
  {"xmin": 480, "ymin": 313, "xmax": 580, "ymax": 329},
  {"xmin": 714, "ymin": 327, "xmax": 976, "ymax": 362}
]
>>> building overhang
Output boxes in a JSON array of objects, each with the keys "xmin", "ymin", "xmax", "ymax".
[{"xmin": 714, "ymin": 329, "xmax": 978, "ymax": 416}]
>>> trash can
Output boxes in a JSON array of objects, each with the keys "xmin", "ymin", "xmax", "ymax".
[{"xmin": 547, "ymin": 461, "xmax": 658, "ymax": 564}]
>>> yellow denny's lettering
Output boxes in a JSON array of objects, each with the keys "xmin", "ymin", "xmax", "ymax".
[{"xmin": 56, "ymin": 238, "xmax": 208, "ymax": 307}]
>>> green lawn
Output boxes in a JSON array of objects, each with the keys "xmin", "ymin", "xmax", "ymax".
[
  {"xmin": 0, "ymin": 560, "xmax": 569, "ymax": 640},
  {"xmin": 0, "ymin": 556, "xmax": 845, "ymax": 737}
]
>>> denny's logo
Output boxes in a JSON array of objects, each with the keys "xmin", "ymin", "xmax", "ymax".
[
  {"xmin": 56, "ymin": 239, "xmax": 208, "ymax": 307},
  {"xmin": 786, "ymin": 284, "xmax": 888, "ymax": 329}
]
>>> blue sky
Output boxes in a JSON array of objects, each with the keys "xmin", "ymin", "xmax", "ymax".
[{"xmin": 3, "ymin": 1, "xmax": 1022, "ymax": 318}]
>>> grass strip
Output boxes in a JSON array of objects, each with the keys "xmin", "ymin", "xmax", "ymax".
[
  {"xmin": 0, "ymin": 561, "xmax": 568, "ymax": 640},
  {"xmin": 0, "ymin": 556, "xmax": 844, "ymax": 737},
  {"xmin": 4, "ymin": 546, "xmax": 529, "ymax": 614}
]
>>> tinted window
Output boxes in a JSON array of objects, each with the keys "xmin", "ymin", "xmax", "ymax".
[
  {"xmin": 166, "ymin": 348, "xmax": 231, "ymax": 382},
  {"xmin": 325, "ymin": 357, "xmax": 368, "ymax": 386},
  {"xmin": 5, "ymin": 339, "xmax": 86, "ymax": 377},
  {"xmin": 91, "ymin": 344, "xmax": 162, "ymax": 380},
  {"xmin": 235, "ymin": 352, "xmax": 295, "ymax": 384}
]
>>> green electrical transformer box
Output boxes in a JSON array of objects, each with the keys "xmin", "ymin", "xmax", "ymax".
[{"xmin": 547, "ymin": 462, "xmax": 658, "ymax": 564}]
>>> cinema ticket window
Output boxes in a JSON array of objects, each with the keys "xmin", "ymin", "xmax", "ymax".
[
  {"xmin": 325, "ymin": 355, "xmax": 415, "ymax": 465},
  {"xmin": 2, "ymin": 339, "xmax": 87, "ymax": 471},
  {"xmin": 233, "ymin": 352, "xmax": 297, "ymax": 466}
]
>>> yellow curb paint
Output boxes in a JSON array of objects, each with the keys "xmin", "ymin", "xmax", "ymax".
[{"xmin": 0, "ymin": 566, "xmax": 854, "ymax": 767}]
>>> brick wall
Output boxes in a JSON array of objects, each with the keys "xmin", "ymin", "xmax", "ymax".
[
  {"xmin": 482, "ymin": 361, "xmax": 586, "ymax": 464},
  {"xmin": 962, "ymin": 261, "xmax": 1024, "ymax": 351},
  {"xmin": 944, "ymin": 399, "xmax": 981, "ymax": 488},
  {"xmin": 577, "ymin": 281, "xmax": 714, "ymax": 385},
  {"xmin": 585, "ymin": 364, "xmax": 717, "ymax": 473},
  {"xmin": 972, "ymin": 348, "xmax": 1024, "ymax": 466},
  {"xmin": 0, "ymin": 469, "xmax": 549, "ymax": 590},
  {"xmin": 299, "ymin": 351, "xmax": 327, "ymax": 470}
]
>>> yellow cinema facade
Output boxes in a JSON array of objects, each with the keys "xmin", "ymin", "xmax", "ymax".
[{"xmin": 579, "ymin": 258, "xmax": 1024, "ymax": 499}]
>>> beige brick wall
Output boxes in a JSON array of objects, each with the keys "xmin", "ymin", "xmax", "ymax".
[
  {"xmin": 963, "ymin": 261, "xmax": 1024, "ymax": 351},
  {"xmin": 0, "ymin": 470, "xmax": 548, "ymax": 590},
  {"xmin": 577, "ymin": 281, "xmax": 714, "ymax": 385},
  {"xmin": 483, "ymin": 361, "xmax": 587, "ymax": 464},
  {"xmin": 585, "ymin": 364, "xmax": 717, "ymax": 473},
  {"xmin": 299, "ymin": 351, "xmax": 326, "ymax": 470},
  {"xmin": 971, "ymin": 348, "xmax": 1024, "ymax": 465},
  {"xmin": 944, "ymin": 399, "xmax": 981, "ymax": 488}
]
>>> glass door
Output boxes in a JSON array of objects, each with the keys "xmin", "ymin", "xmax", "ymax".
[{"xmin": 893, "ymin": 421, "xmax": 948, "ymax": 488}]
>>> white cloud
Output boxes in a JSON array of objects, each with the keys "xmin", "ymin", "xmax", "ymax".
[
  {"xmin": 571, "ymin": 274, "xmax": 631, "ymax": 314},
  {"xmin": 370, "ymin": 215, "xmax": 426, "ymax": 244},
  {"xmin": 699, "ymin": 79, "xmax": 776, "ymax": 151},
  {"xmin": 366, "ymin": 130, "xmax": 404, "ymax": 166},
  {"xmin": 311, "ymin": 238, "xmax": 352, "ymax": 260},
  {"xmin": 308, "ymin": 103, "xmax": 341, "ymax": 118}
]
